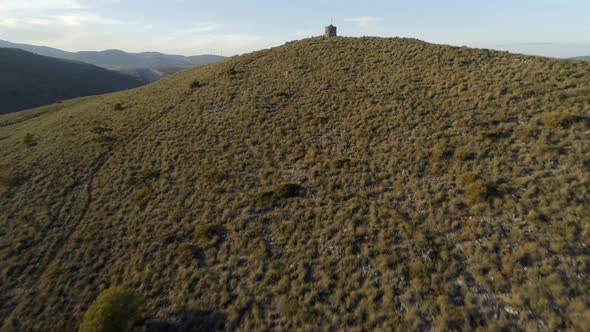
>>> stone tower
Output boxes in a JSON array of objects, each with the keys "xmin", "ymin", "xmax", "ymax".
[{"xmin": 325, "ymin": 24, "xmax": 337, "ymax": 38}]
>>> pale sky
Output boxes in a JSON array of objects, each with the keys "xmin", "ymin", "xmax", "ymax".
[{"xmin": 0, "ymin": 0, "xmax": 589, "ymax": 57}]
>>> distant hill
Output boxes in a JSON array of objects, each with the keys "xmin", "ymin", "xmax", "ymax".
[
  {"xmin": 0, "ymin": 48, "xmax": 144, "ymax": 114},
  {"xmin": 0, "ymin": 40, "xmax": 225, "ymax": 82},
  {"xmin": 575, "ymin": 55, "xmax": 590, "ymax": 60},
  {"xmin": 1, "ymin": 37, "xmax": 589, "ymax": 331}
]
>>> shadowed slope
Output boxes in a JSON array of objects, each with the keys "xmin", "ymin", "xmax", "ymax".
[
  {"xmin": 0, "ymin": 48, "xmax": 144, "ymax": 114},
  {"xmin": 1, "ymin": 37, "xmax": 589, "ymax": 331}
]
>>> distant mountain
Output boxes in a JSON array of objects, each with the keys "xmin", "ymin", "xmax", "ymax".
[
  {"xmin": 575, "ymin": 55, "xmax": 590, "ymax": 60},
  {"xmin": 0, "ymin": 40, "xmax": 225, "ymax": 82},
  {"xmin": 0, "ymin": 48, "xmax": 144, "ymax": 114}
]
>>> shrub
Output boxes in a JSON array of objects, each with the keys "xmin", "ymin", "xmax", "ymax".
[
  {"xmin": 113, "ymin": 103, "xmax": 126, "ymax": 111},
  {"xmin": 22, "ymin": 133, "xmax": 37, "ymax": 147},
  {"xmin": 79, "ymin": 287, "xmax": 143, "ymax": 332},
  {"xmin": 228, "ymin": 67, "xmax": 238, "ymax": 76},
  {"xmin": 190, "ymin": 80, "xmax": 202, "ymax": 89}
]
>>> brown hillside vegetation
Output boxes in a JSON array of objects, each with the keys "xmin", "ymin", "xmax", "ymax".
[{"xmin": 1, "ymin": 37, "xmax": 589, "ymax": 331}]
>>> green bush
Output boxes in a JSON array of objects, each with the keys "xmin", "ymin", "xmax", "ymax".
[{"xmin": 79, "ymin": 287, "xmax": 143, "ymax": 332}]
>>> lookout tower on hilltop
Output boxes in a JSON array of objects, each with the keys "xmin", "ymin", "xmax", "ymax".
[{"xmin": 325, "ymin": 24, "xmax": 337, "ymax": 38}]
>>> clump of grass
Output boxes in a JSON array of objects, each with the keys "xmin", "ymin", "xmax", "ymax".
[
  {"xmin": 195, "ymin": 223, "xmax": 225, "ymax": 246},
  {"xmin": 177, "ymin": 243, "xmax": 203, "ymax": 265},
  {"xmin": 453, "ymin": 147, "xmax": 476, "ymax": 161},
  {"xmin": 22, "ymin": 133, "xmax": 37, "ymax": 147},
  {"xmin": 91, "ymin": 127, "xmax": 112, "ymax": 135},
  {"xmin": 330, "ymin": 157, "xmax": 353, "ymax": 170},
  {"xmin": 126, "ymin": 170, "xmax": 160, "ymax": 186},
  {"xmin": 92, "ymin": 135, "xmax": 116, "ymax": 145},
  {"xmin": 431, "ymin": 144, "xmax": 452, "ymax": 160},
  {"xmin": 0, "ymin": 172, "xmax": 28, "ymax": 187},
  {"xmin": 256, "ymin": 183, "xmax": 305, "ymax": 206},
  {"xmin": 130, "ymin": 186, "xmax": 152, "ymax": 208},
  {"xmin": 459, "ymin": 173, "xmax": 490, "ymax": 203},
  {"xmin": 539, "ymin": 111, "xmax": 580, "ymax": 128},
  {"xmin": 79, "ymin": 287, "xmax": 143, "ymax": 332}
]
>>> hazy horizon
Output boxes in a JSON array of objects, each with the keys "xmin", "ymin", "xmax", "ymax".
[{"xmin": 1, "ymin": 0, "xmax": 590, "ymax": 58}]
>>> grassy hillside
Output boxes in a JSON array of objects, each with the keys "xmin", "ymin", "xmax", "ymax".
[
  {"xmin": 0, "ymin": 37, "xmax": 589, "ymax": 331},
  {"xmin": 0, "ymin": 48, "xmax": 144, "ymax": 114}
]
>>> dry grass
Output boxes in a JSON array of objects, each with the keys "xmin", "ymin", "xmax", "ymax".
[{"xmin": 0, "ymin": 36, "xmax": 589, "ymax": 331}]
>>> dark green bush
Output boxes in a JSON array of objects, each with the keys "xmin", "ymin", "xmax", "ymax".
[{"xmin": 79, "ymin": 287, "xmax": 143, "ymax": 332}]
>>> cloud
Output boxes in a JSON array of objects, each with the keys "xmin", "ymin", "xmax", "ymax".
[
  {"xmin": 53, "ymin": 12, "xmax": 122, "ymax": 26},
  {"xmin": 0, "ymin": 12, "xmax": 122, "ymax": 28},
  {"xmin": 0, "ymin": 0, "xmax": 81, "ymax": 11},
  {"xmin": 345, "ymin": 16, "xmax": 384, "ymax": 29}
]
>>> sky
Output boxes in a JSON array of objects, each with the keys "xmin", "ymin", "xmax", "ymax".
[{"xmin": 0, "ymin": 0, "xmax": 589, "ymax": 58}]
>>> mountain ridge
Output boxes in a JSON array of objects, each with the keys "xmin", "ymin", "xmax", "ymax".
[
  {"xmin": 0, "ymin": 47, "xmax": 145, "ymax": 114},
  {"xmin": 0, "ymin": 39, "xmax": 225, "ymax": 82}
]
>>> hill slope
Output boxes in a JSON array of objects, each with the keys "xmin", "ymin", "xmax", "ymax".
[
  {"xmin": 576, "ymin": 55, "xmax": 590, "ymax": 60},
  {"xmin": 0, "ymin": 37, "xmax": 589, "ymax": 331},
  {"xmin": 0, "ymin": 40, "xmax": 225, "ymax": 82},
  {"xmin": 0, "ymin": 48, "xmax": 144, "ymax": 114}
]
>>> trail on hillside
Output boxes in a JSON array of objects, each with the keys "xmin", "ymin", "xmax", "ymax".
[{"xmin": 1, "ymin": 92, "xmax": 190, "ymax": 327}]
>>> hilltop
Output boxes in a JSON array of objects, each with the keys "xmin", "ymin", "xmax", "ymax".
[
  {"xmin": 0, "ymin": 48, "xmax": 144, "ymax": 114},
  {"xmin": 0, "ymin": 37, "xmax": 589, "ymax": 331},
  {"xmin": 0, "ymin": 40, "xmax": 225, "ymax": 82}
]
